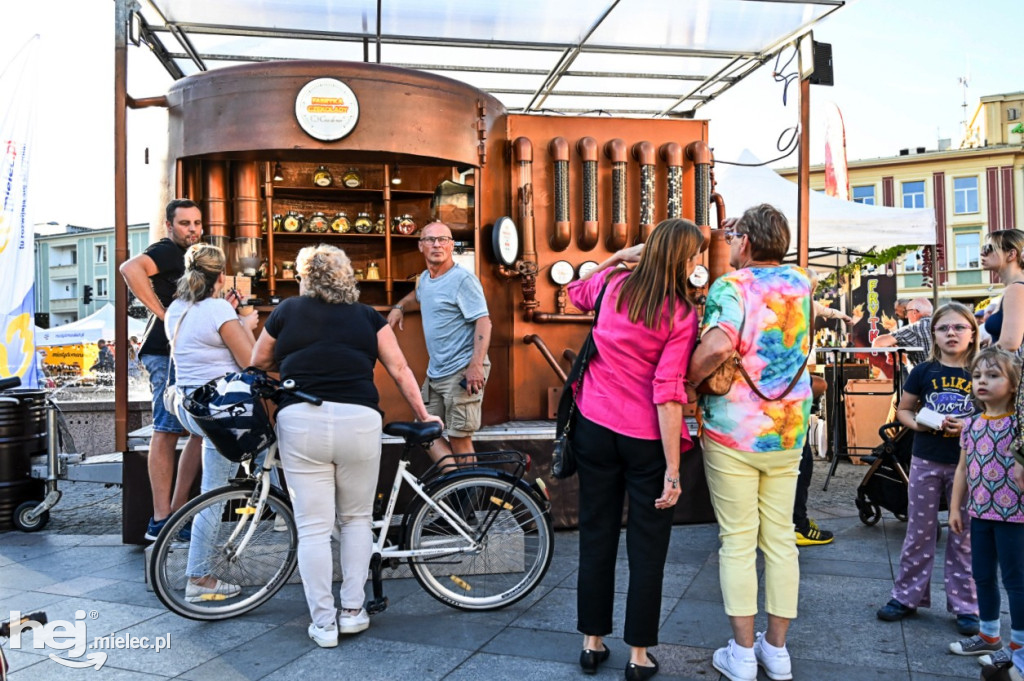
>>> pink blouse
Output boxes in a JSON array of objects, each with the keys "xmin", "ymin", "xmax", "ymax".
[{"xmin": 567, "ymin": 269, "xmax": 698, "ymax": 450}]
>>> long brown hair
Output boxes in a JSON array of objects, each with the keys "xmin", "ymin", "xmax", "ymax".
[{"xmin": 616, "ymin": 219, "xmax": 705, "ymax": 329}]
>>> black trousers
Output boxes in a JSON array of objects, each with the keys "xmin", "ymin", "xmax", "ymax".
[
  {"xmin": 575, "ymin": 412, "xmax": 674, "ymax": 647},
  {"xmin": 792, "ymin": 440, "xmax": 813, "ymax": 530}
]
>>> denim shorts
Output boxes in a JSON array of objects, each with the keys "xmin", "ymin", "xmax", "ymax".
[{"xmin": 141, "ymin": 354, "xmax": 186, "ymax": 434}]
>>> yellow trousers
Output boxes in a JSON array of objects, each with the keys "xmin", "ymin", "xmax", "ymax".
[{"xmin": 701, "ymin": 437, "xmax": 802, "ymax": 619}]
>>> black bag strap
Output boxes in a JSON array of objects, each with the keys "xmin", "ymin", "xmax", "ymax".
[{"xmin": 559, "ymin": 278, "xmax": 612, "ymax": 437}]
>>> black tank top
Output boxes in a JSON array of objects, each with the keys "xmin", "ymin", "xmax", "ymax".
[{"xmin": 984, "ymin": 281, "xmax": 1024, "ymax": 343}]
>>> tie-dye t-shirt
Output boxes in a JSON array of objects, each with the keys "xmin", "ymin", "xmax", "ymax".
[
  {"xmin": 699, "ymin": 265, "xmax": 812, "ymax": 453},
  {"xmin": 959, "ymin": 413, "xmax": 1024, "ymax": 523}
]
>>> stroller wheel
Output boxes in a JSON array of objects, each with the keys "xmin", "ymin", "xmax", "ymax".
[
  {"xmin": 894, "ymin": 512, "xmax": 908, "ymax": 522},
  {"xmin": 858, "ymin": 503, "xmax": 882, "ymax": 526}
]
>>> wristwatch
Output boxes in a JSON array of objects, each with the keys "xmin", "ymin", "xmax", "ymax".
[{"xmin": 392, "ymin": 304, "xmax": 404, "ymax": 312}]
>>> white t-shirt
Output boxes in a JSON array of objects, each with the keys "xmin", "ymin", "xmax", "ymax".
[{"xmin": 165, "ymin": 298, "xmax": 242, "ymax": 385}]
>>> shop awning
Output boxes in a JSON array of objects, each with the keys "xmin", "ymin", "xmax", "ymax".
[{"xmin": 133, "ymin": 0, "xmax": 845, "ymax": 118}]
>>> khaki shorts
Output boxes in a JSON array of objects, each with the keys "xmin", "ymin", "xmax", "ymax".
[{"xmin": 421, "ymin": 359, "xmax": 491, "ymax": 438}]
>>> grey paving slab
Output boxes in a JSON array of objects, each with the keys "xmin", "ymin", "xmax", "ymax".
[
  {"xmin": 679, "ymin": 560, "xmax": 724, "ymax": 603},
  {"xmin": 442, "ymin": 651, "xmax": 593, "ymax": 681},
  {"xmin": 790, "ymin": 657, "xmax": 912, "ymax": 680},
  {"xmin": 8, "ymin": 659, "xmax": 168, "ymax": 681},
  {"xmin": 658, "ymin": 597, "xmax": 736, "ymax": 649},
  {"xmin": 259, "ymin": 635, "xmax": 470, "ymax": 681},
  {"xmin": 508, "ymin": 585, "xmax": 678, "ymax": 636},
  {"xmin": 798, "ymin": 554, "xmax": 894, "ymax": 580},
  {"xmin": 36, "ymin": 575, "xmax": 122, "ymax": 597},
  {"xmin": 98, "ymin": 612, "xmax": 276, "ymax": 676},
  {"xmin": 482, "ymin": 625, "xmax": 590, "ymax": 664},
  {"xmin": 0, "ymin": 588, "xmax": 68, "ymax": 616},
  {"xmin": 176, "ymin": 623, "xmax": 314, "ymax": 681}
]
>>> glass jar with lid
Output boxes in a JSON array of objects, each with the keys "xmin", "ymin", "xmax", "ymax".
[
  {"xmin": 394, "ymin": 214, "xmax": 417, "ymax": 235},
  {"xmin": 341, "ymin": 167, "xmax": 362, "ymax": 188},
  {"xmin": 281, "ymin": 261, "xmax": 296, "ymax": 279},
  {"xmin": 307, "ymin": 211, "xmax": 329, "ymax": 233},
  {"xmin": 330, "ymin": 212, "xmax": 350, "ymax": 234},
  {"xmin": 272, "ymin": 214, "xmax": 283, "ymax": 232},
  {"xmin": 283, "ymin": 211, "xmax": 304, "ymax": 233},
  {"xmin": 374, "ymin": 213, "xmax": 386, "ymax": 234},
  {"xmin": 312, "ymin": 165, "xmax": 333, "ymax": 187},
  {"xmin": 366, "ymin": 261, "xmax": 381, "ymax": 280},
  {"xmin": 353, "ymin": 212, "xmax": 373, "ymax": 234}
]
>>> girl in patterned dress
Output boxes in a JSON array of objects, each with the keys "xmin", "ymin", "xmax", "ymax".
[
  {"xmin": 876, "ymin": 303, "xmax": 980, "ymax": 633},
  {"xmin": 949, "ymin": 347, "xmax": 1024, "ymax": 677}
]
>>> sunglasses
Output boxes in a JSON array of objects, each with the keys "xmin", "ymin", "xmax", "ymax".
[
  {"xmin": 981, "ymin": 244, "xmax": 996, "ymax": 257},
  {"xmin": 724, "ymin": 231, "xmax": 746, "ymax": 244}
]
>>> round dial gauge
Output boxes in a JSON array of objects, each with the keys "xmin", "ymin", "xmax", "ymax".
[
  {"xmin": 550, "ymin": 260, "xmax": 574, "ymax": 285},
  {"xmin": 689, "ymin": 264, "xmax": 709, "ymax": 288},
  {"xmin": 492, "ymin": 216, "xmax": 519, "ymax": 267},
  {"xmin": 578, "ymin": 261, "xmax": 600, "ymax": 280}
]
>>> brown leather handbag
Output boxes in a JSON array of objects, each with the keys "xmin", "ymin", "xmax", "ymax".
[{"xmin": 696, "ymin": 352, "xmax": 741, "ymax": 396}]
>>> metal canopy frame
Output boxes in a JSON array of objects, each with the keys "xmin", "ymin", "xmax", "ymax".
[{"xmin": 131, "ymin": 0, "xmax": 844, "ymax": 118}]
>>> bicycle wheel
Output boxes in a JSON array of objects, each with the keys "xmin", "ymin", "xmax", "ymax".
[
  {"xmin": 406, "ymin": 474, "xmax": 552, "ymax": 611},
  {"xmin": 150, "ymin": 481, "xmax": 297, "ymax": 620}
]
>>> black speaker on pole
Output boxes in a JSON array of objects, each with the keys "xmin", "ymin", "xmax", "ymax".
[{"xmin": 809, "ymin": 41, "xmax": 834, "ymax": 86}]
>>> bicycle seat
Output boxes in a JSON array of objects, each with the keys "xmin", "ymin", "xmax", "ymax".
[{"xmin": 384, "ymin": 421, "xmax": 443, "ymax": 443}]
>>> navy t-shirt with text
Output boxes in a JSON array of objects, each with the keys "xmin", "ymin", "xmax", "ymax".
[{"xmin": 902, "ymin": 359, "xmax": 974, "ymax": 465}]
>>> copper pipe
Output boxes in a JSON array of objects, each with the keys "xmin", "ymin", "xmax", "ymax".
[
  {"xmin": 513, "ymin": 137, "xmax": 536, "ymax": 264},
  {"xmin": 711, "ymin": 192, "xmax": 726, "ymax": 228},
  {"xmin": 232, "ymin": 161, "xmax": 261, "ymax": 239},
  {"xmin": 549, "ymin": 137, "xmax": 570, "ymax": 251},
  {"xmin": 523, "ymin": 334, "xmax": 568, "ymax": 383},
  {"xmin": 531, "ymin": 312, "xmax": 596, "ymax": 324},
  {"xmin": 604, "ymin": 138, "xmax": 628, "ymax": 250},
  {"xmin": 633, "ymin": 141, "xmax": 655, "ymax": 241},
  {"xmin": 660, "ymin": 142, "xmax": 683, "ymax": 219},
  {"xmin": 263, "ymin": 162, "xmax": 276, "ymax": 298},
  {"xmin": 686, "ymin": 141, "xmax": 712, "ymax": 228},
  {"xmin": 126, "ymin": 94, "xmax": 168, "ymax": 109},
  {"xmin": 577, "ymin": 136, "xmax": 599, "ymax": 250},
  {"xmin": 797, "ymin": 77, "xmax": 810, "ymax": 268},
  {"xmin": 203, "ymin": 161, "xmax": 229, "ymax": 238},
  {"xmin": 563, "ymin": 348, "xmax": 578, "ymax": 364}
]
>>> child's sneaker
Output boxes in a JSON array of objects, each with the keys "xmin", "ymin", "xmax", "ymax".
[
  {"xmin": 712, "ymin": 639, "xmax": 757, "ymax": 681},
  {"xmin": 950, "ymin": 634, "xmax": 1002, "ymax": 656},
  {"xmin": 307, "ymin": 622, "xmax": 338, "ymax": 648},
  {"xmin": 754, "ymin": 632, "xmax": 793, "ymax": 680},
  {"xmin": 979, "ymin": 648, "xmax": 1013, "ymax": 667}
]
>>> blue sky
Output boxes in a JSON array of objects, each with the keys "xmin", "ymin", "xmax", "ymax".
[{"xmin": 3, "ymin": 0, "xmax": 1020, "ymax": 226}]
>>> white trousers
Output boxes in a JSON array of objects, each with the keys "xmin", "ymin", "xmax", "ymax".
[{"xmin": 276, "ymin": 401, "xmax": 382, "ymax": 628}]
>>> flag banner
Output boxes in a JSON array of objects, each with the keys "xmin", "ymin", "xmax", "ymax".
[
  {"xmin": 823, "ymin": 101, "xmax": 850, "ymax": 201},
  {"xmin": 0, "ymin": 38, "xmax": 38, "ymax": 387}
]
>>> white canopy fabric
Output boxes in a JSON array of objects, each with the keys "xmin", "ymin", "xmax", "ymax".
[
  {"xmin": 135, "ymin": 0, "xmax": 845, "ymax": 118},
  {"xmin": 36, "ymin": 304, "xmax": 147, "ymax": 346},
  {"xmin": 713, "ymin": 150, "xmax": 937, "ymax": 253}
]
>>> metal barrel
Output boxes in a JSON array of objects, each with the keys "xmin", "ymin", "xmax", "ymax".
[{"xmin": 0, "ymin": 389, "xmax": 47, "ymax": 530}]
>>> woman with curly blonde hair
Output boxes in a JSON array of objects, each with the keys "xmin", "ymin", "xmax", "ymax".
[{"xmin": 251, "ymin": 244, "xmax": 441, "ymax": 648}]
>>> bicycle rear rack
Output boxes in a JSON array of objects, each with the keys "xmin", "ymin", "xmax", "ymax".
[{"xmin": 419, "ymin": 450, "xmax": 528, "ymax": 486}]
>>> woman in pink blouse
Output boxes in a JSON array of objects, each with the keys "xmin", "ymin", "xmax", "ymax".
[{"xmin": 567, "ymin": 219, "xmax": 703, "ymax": 681}]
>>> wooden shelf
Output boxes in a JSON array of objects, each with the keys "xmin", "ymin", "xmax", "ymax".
[
  {"xmin": 271, "ymin": 231, "xmax": 386, "ymax": 239},
  {"xmin": 270, "ymin": 186, "xmax": 383, "ymax": 200}
]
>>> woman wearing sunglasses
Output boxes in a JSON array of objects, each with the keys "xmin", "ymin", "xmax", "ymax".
[{"xmin": 981, "ymin": 230, "xmax": 1024, "ymax": 356}]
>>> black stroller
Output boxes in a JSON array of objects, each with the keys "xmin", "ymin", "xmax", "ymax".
[{"xmin": 855, "ymin": 422, "xmax": 915, "ymax": 525}]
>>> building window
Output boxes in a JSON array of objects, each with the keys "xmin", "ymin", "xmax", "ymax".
[
  {"xmin": 1009, "ymin": 107, "xmax": 1020, "ymax": 122},
  {"xmin": 902, "ymin": 180, "xmax": 926, "ymax": 209},
  {"xmin": 903, "ymin": 248, "xmax": 923, "ymax": 272},
  {"xmin": 955, "ymin": 232, "xmax": 980, "ymax": 270},
  {"xmin": 953, "ymin": 176, "xmax": 979, "ymax": 214},
  {"xmin": 852, "ymin": 185, "xmax": 875, "ymax": 205},
  {"xmin": 95, "ymin": 244, "xmax": 108, "ymax": 263},
  {"xmin": 95, "ymin": 278, "xmax": 108, "ymax": 299}
]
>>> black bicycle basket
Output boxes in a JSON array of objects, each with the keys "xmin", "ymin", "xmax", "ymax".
[{"xmin": 182, "ymin": 368, "xmax": 276, "ymax": 462}]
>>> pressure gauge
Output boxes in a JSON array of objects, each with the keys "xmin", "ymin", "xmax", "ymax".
[
  {"xmin": 578, "ymin": 261, "xmax": 600, "ymax": 280},
  {"xmin": 689, "ymin": 264, "xmax": 709, "ymax": 288},
  {"xmin": 550, "ymin": 260, "xmax": 574, "ymax": 286},
  {"xmin": 492, "ymin": 216, "xmax": 519, "ymax": 267}
]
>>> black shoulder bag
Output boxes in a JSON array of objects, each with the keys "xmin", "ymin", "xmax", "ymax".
[{"xmin": 551, "ymin": 282, "xmax": 610, "ymax": 479}]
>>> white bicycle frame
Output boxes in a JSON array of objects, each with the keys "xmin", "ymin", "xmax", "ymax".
[
  {"xmin": 372, "ymin": 457, "xmax": 482, "ymax": 559},
  {"xmin": 220, "ymin": 443, "xmax": 279, "ymax": 559}
]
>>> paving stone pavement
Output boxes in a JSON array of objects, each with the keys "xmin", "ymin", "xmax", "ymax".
[{"xmin": 0, "ymin": 460, "xmax": 1000, "ymax": 680}]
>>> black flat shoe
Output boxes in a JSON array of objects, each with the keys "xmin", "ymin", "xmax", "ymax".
[
  {"xmin": 624, "ymin": 653, "xmax": 659, "ymax": 681},
  {"xmin": 579, "ymin": 646, "xmax": 610, "ymax": 675}
]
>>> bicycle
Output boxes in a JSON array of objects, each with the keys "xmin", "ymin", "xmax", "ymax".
[{"xmin": 149, "ymin": 370, "xmax": 554, "ymax": 621}]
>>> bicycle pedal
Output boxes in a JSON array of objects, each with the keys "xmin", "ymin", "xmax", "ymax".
[{"xmin": 366, "ymin": 597, "xmax": 388, "ymax": 615}]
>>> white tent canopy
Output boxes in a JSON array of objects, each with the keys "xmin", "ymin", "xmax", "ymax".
[
  {"xmin": 713, "ymin": 150, "xmax": 937, "ymax": 253},
  {"xmin": 36, "ymin": 304, "xmax": 147, "ymax": 347}
]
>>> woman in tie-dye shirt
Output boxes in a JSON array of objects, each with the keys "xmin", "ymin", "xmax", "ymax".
[{"xmin": 687, "ymin": 204, "xmax": 811, "ymax": 681}]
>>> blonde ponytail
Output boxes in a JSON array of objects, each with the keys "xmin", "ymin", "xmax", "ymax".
[{"xmin": 176, "ymin": 244, "xmax": 225, "ymax": 303}]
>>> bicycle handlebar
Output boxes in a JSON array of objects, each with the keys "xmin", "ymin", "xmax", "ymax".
[
  {"xmin": 245, "ymin": 369, "xmax": 322, "ymax": 406},
  {"xmin": 281, "ymin": 379, "xmax": 323, "ymax": 406},
  {"xmin": 0, "ymin": 376, "xmax": 22, "ymax": 391}
]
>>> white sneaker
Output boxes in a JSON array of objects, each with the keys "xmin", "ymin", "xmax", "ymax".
[
  {"xmin": 713, "ymin": 639, "xmax": 757, "ymax": 681},
  {"xmin": 307, "ymin": 622, "xmax": 338, "ymax": 648},
  {"xmin": 184, "ymin": 579, "xmax": 241, "ymax": 603},
  {"xmin": 754, "ymin": 632, "xmax": 793, "ymax": 680},
  {"xmin": 338, "ymin": 607, "xmax": 370, "ymax": 634}
]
